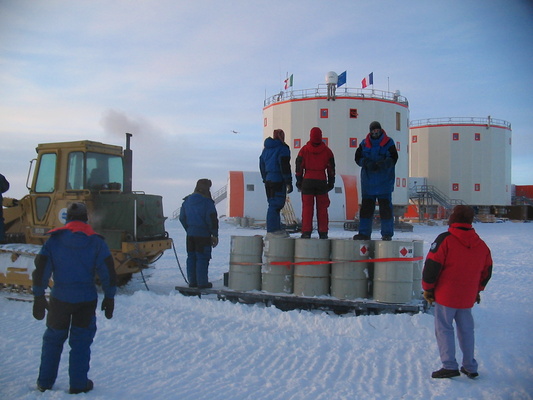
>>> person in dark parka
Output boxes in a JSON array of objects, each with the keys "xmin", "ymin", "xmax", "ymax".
[
  {"xmin": 0, "ymin": 173, "xmax": 9, "ymax": 243},
  {"xmin": 259, "ymin": 129, "xmax": 293, "ymax": 237},
  {"xmin": 422, "ymin": 205, "xmax": 492, "ymax": 379},
  {"xmin": 179, "ymin": 179, "xmax": 219, "ymax": 289},
  {"xmin": 353, "ymin": 121, "xmax": 398, "ymax": 241},
  {"xmin": 32, "ymin": 202, "xmax": 116, "ymax": 394}
]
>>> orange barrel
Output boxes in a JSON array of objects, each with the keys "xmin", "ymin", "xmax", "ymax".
[
  {"xmin": 228, "ymin": 235, "xmax": 263, "ymax": 291},
  {"xmin": 330, "ymin": 239, "xmax": 372, "ymax": 299},
  {"xmin": 373, "ymin": 240, "xmax": 414, "ymax": 303},
  {"xmin": 262, "ymin": 237, "xmax": 295, "ymax": 294},
  {"xmin": 293, "ymin": 238, "xmax": 331, "ymax": 297}
]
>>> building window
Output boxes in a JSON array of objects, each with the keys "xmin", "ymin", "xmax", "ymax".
[
  {"xmin": 452, "ymin": 183, "xmax": 459, "ymax": 191},
  {"xmin": 412, "ymin": 135, "xmax": 417, "ymax": 143},
  {"xmin": 453, "ymin": 133, "xmax": 460, "ymax": 141},
  {"xmin": 475, "ymin": 184, "xmax": 480, "ymax": 191},
  {"xmin": 322, "ymin": 138, "xmax": 328, "ymax": 146},
  {"xmin": 350, "ymin": 138, "xmax": 358, "ymax": 148},
  {"xmin": 334, "ymin": 187, "xmax": 343, "ymax": 194},
  {"xmin": 349, "ymin": 109, "xmax": 358, "ymax": 118},
  {"xmin": 320, "ymin": 108, "xmax": 329, "ymax": 118},
  {"xmin": 396, "ymin": 112, "xmax": 401, "ymax": 131},
  {"xmin": 264, "ymin": 118, "xmax": 268, "ymax": 127},
  {"xmin": 475, "ymin": 133, "xmax": 481, "ymax": 141},
  {"xmin": 246, "ymin": 184, "xmax": 254, "ymax": 191},
  {"xmin": 402, "ymin": 178, "xmax": 407, "ymax": 187},
  {"xmin": 396, "ymin": 178, "xmax": 400, "ymax": 187},
  {"xmin": 294, "ymin": 139, "xmax": 301, "ymax": 149},
  {"xmin": 396, "ymin": 142, "xmax": 401, "ymax": 152}
]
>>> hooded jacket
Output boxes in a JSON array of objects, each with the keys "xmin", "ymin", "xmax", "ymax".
[
  {"xmin": 32, "ymin": 221, "xmax": 116, "ymax": 302},
  {"xmin": 355, "ymin": 130, "xmax": 398, "ymax": 195},
  {"xmin": 179, "ymin": 192, "xmax": 219, "ymax": 238},
  {"xmin": 422, "ymin": 222, "xmax": 493, "ymax": 308},
  {"xmin": 295, "ymin": 140, "xmax": 335, "ymax": 183},
  {"xmin": 259, "ymin": 137, "xmax": 292, "ymax": 184}
]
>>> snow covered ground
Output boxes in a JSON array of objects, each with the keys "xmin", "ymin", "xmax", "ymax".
[{"xmin": 1, "ymin": 219, "xmax": 532, "ymax": 400}]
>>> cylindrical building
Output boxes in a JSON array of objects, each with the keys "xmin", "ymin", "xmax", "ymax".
[
  {"xmin": 409, "ymin": 117, "xmax": 512, "ymax": 212},
  {"xmin": 263, "ymin": 78, "xmax": 410, "ymax": 219}
]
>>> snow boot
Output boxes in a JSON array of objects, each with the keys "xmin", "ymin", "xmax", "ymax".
[
  {"xmin": 431, "ymin": 368, "xmax": 460, "ymax": 379},
  {"xmin": 353, "ymin": 233, "xmax": 370, "ymax": 240},
  {"xmin": 69, "ymin": 379, "xmax": 93, "ymax": 394},
  {"xmin": 300, "ymin": 232, "xmax": 311, "ymax": 239},
  {"xmin": 460, "ymin": 366, "xmax": 479, "ymax": 379}
]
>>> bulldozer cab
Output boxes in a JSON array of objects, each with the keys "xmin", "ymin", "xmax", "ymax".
[{"xmin": 28, "ymin": 141, "xmax": 125, "ymax": 241}]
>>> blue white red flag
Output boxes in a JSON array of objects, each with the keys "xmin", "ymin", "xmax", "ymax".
[{"xmin": 361, "ymin": 72, "xmax": 373, "ymax": 88}]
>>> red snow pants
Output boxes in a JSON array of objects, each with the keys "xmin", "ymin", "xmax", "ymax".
[{"xmin": 301, "ymin": 193, "xmax": 330, "ymax": 233}]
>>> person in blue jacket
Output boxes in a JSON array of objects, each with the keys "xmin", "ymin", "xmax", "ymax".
[
  {"xmin": 353, "ymin": 121, "xmax": 398, "ymax": 241},
  {"xmin": 32, "ymin": 202, "xmax": 116, "ymax": 394},
  {"xmin": 179, "ymin": 179, "xmax": 219, "ymax": 289},
  {"xmin": 259, "ymin": 129, "xmax": 293, "ymax": 237}
]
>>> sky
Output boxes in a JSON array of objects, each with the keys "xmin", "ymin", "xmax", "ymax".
[{"xmin": 1, "ymin": 0, "xmax": 532, "ymax": 215}]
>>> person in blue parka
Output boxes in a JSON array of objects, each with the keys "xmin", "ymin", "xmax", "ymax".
[
  {"xmin": 179, "ymin": 179, "xmax": 219, "ymax": 289},
  {"xmin": 259, "ymin": 129, "xmax": 293, "ymax": 237},
  {"xmin": 32, "ymin": 202, "xmax": 116, "ymax": 394},
  {"xmin": 353, "ymin": 121, "xmax": 398, "ymax": 241}
]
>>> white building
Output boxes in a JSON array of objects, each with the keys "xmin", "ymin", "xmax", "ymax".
[{"xmin": 409, "ymin": 117, "xmax": 512, "ymax": 210}]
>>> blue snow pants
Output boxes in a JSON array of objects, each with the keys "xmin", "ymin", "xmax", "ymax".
[
  {"xmin": 434, "ymin": 303, "xmax": 478, "ymax": 373},
  {"xmin": 264, "ymin": 181, "xmax": 287, "ymax": 232},
  {"xmin": 186, "ymin": 235, "xmax": 212, "ymax": 287},
  {"xmin": 358, "ymin": 193, "xmax": 394, "ymax": 237},
  {"xmin": 37, "ymin": 297, "xmax": 97, "ymax": 391}
]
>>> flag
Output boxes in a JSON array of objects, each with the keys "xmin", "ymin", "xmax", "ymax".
[
  {"xmin": 361, "ymin": 72, "xmax": 373, "ymax": 88},
  {"xmin": 284, "ymin": 74, "xmax": 293, "ymax": 90},
  {"xmin": 337, "ymin": 71, "xmax": 347, "ymax": 87}
]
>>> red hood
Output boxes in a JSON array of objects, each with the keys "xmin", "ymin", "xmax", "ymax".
[
  {"xmin": 448, "ymin": 223, "xmax": 483, "ymax": 248},
  {"xmin": 48, "ymin": 221, "xmax": 99, "ymax": 236}
]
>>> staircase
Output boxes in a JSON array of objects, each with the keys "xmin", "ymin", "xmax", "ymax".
[
  {"xmin": 171, "ymin": 185, "xmax": 228, "ymax": 220},
  {"xmin": 409, "ymin": 185, "xmax": 468, "ymax": 219}
]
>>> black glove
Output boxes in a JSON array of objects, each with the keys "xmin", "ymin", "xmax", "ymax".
[
  {"xmin": 369, "ymin": 161, "xmax": 380, "ymax": 172},
  {"xmin": 327, "ymin": 180, "xmax": 335, "ymax": 192},
  {"xmin": 211, "ymin": 236, "xmax": 219, "ymax": 248},
  {"xmin": 33, "ymin": 295, "xmax": 48, "ymax": 320},
  {"xmin": 286, "ymin": 183, "xmax": 293, "ymax": 194},
  {"xmin": 101, "ymin": 297, "xmax": 114, "ymax": 319},
  {"xmin": 295, "ymin": 178, "xmax": 302, "ymax": 191},
  {"xmin": 476, "ymin": 293, "xmax": 481, "ymax": 304},
  {"xmin": 423, "ymin": 290, "xmax": 435, "ymax": 305}
]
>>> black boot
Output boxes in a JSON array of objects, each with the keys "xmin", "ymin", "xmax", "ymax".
[
  {"xmin": 70, "ymin": 379, "xmax": 94, "ymax": 394},
  {"xmin": 300, "ymin": 232, "xmax": 311, "ymax": 239}
]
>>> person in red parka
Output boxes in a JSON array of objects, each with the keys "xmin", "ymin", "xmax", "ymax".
[
  {"xmin": 295, "ymin": 127, "xmax": 335, "ymax": 239},
  {"xmin": 422, "ymin": 205, "xmax": 492, "ymax": 379}
]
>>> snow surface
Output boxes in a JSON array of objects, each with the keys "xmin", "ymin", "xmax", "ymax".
[{"xmin": 1, "ymin": 220, "xmax": 532, "ymax": 400}]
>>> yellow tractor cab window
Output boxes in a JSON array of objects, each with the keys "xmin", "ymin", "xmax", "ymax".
[{"xmin": 67, "ymin": 151, "xmax": 123, "ymax": 192}]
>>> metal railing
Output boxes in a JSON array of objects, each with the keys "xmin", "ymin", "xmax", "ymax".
[
  {"xmin": 410, "ymin": 117, "xmax": 511, "ymax": 130},
  {"xmin": 409, "ymin": 184, "xmax": 467, "ymax": 212},
  {"xmin": 264, "ymin": 85, "xmax": 408, "ymax": 107}
]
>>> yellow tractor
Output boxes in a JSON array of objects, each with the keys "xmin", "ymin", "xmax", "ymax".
[{"xmin": 0, "ymin": 134, "xmax": 171, "ymax": 289}]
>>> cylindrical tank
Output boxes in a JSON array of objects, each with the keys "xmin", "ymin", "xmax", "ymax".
[
  {"xmin": 228, "ymin": 235, "xmax": 263, "ymax": 291},
  {"xmin": 262, "ymin": 237, "xmax": 295, "ymax": 294},
  {"xmin": 293, "ymin": 238, "xmax": 331, "ymax": 297},
  {"xmin": 373, "ymin": 240, "xmax": 414, "ymax": 303},
  {"xmin": 412, "ymin": 240, "xmax": 424, "ymax": 299},
  {"xmin": 330, "ymin": 239, "xmax": 372, "ymax": 299}
]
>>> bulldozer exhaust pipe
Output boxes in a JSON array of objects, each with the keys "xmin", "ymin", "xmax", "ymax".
[{"xmin": 124, "ymin": 133, "xmax": 133, "ymax": 193}]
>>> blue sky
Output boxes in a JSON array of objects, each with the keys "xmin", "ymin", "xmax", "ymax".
[{"xmin": 1, "ymin": 0, "xmax": 532, "ymax": 213}]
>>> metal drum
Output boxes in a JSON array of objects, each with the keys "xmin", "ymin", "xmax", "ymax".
[
  {"xmin": 262, "ymin": 237, "xmax": 295, "ymax": 294},
  {"xmin": 293, "ymin": 238, "xmax": 331, "ymax": 297},
  {"xmin": 373, "ymin": 240, "xmax": 414, "ymax": 303},
  {"xmin": 330, "ymin": 239, "xmax": 372, "ymax": 299},
  {"xmin": 412, "ymin": 240, "xmax": 424, "ymax": 299},
  {"xmin": 228, "ymin": 235, "xmax": 263, "ymax": 291}
]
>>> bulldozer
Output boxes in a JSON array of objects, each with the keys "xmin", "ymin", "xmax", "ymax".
[{"xmin": 0, "ymin": 133, "xmax": 172, "ymax": 290}]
